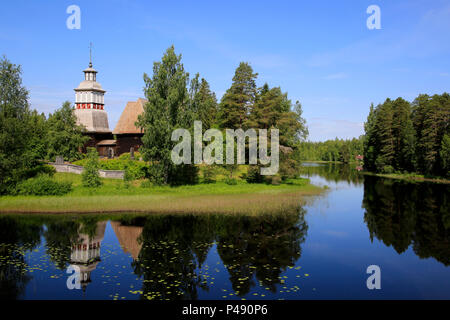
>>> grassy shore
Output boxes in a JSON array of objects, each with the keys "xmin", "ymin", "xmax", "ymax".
[
  {"xmin": 361, "ymin": 171, "xmax": 450, "ymax": 184},
  {"xmin": 0, "ymin": 172, "xmax": 324, "ymax": 214}
]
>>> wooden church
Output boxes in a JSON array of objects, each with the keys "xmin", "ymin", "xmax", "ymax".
[{"xmin": 74, "ymin": 56, "xmax": 145, "ymax": 157}]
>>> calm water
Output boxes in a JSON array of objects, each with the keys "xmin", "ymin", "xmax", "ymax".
[{"xmin": 0, "ymin": 163, "xmax": 449, "ymax": 300}]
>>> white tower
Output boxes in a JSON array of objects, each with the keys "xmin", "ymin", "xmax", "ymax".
[{"xmin": 74, "ymin": 45, "xmax": 111, "ymax": 133}]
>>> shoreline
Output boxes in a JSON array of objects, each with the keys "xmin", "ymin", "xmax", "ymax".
[
  {"xmin": 360, "ymin": 171, "xmax": 450, "ymax": 184},
  {"xmin": 0, "ymin": 179, "xmax": 325, "ymax": 215}
]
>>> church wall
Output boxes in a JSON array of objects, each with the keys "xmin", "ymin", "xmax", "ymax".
[{"xmin": 115, "ymin": 134, "xmax": 143, "ymax": 155}]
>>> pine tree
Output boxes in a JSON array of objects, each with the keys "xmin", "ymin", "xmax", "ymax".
[
  {"xmin": 217, "ymin": 62, "xmax": 258, "ymax": 129},
  {"xmin": 412, "ymin": 93, "xmax": 450, "ymax": 175},
  {"xmin": 374, "ymin": 99, "xmax": 395, "ymax": 172},
  {"xmin": 391, "ymin": 98, "xmax": 415, "ymax": 172}
]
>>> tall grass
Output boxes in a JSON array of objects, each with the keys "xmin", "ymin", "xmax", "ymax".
[{"xmin": 0, "ymin": 173, "xmax": 324, "ymax": 214}]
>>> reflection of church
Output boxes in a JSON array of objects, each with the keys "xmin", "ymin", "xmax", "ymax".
[
  {"xmin": 74, "ymin": 51, "xmax": 145, "ymax": 157},
  {"xmin": 110, "ymin": 222, "xmax": 143, "ymax": 261},
  {"xmin": 69, "ymin": 221, "xmax": 106, "ymax": 291}
]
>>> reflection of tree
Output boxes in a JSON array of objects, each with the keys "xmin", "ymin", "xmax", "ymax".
[
  {"xmin": 216, "ymin": 210, "xmax": 307, "ymax": 295},
  {"xmin": 300, "ymin": 163, "xmax": 363, "ymax": 185},
  {"xmin": 131, "ymin": 215, "xmax": 215, "ymax": 300},
  {"xmin": 44, "ymin": 220, "xmax": 80, "ymax": 270},
  {"xmin": 130, "ymin": 211, "xmax": 309, "ymax": 299},
  {"xmin": 0, "ymin": 216, "xmax": 42, "ymax": 299},
  {"xmin": 363, "ymin": 176, "xmax": 450, "ymax": 265}
]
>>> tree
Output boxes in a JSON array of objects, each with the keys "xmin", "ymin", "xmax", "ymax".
[
  {"xmin": 189, "ymin": 74, "xmax": 218, "ymax": 130},
  {"xmin": 137, "ymin": 45, "xmax": 195, "ymax": 185},
  {"xmin": 217, "ymin": 62, "xmax": 258, "ymax": 129},
  {"xmin": 374, "ymin": 99, "xmax": 395, "ymax": 172},
  {"xmin": 0, "ymin": 56, "xmax": 32, "ymax": 194},
  {"xmin": 391, "ymin": 98, "xmax": 415, "ymax": 172},
  {"xmin": 412, "ymin": 93, "xmax": 450, "ymax": 175},
  {"xmin": 440, "ymin": 134, "xmax": 450, "ymax": 177},
  {"xmin": 81, "ymin": 147, "xmax": 102, "ymax": 188},
  {"xmin": 46, "ymin": 101, "xmax": 88, "ymax": 162}
]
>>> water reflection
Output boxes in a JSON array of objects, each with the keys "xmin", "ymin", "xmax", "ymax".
[
  {"xmin": 362, "ymin": 176, "xmax": 450, "ymax": 266},
  {"xmin": 0, "ymin": 209, "xmax": 308, "ymax": 300},
  {"xmin": 0, "ymin": 163, "xmax": 449, "ymax": 299},
  {"xmin": 128, "ymin": 211, "xmax": 307, "ymax": 300},
  {"xmin": 300, "ymin": 162, "xmax": 363, "ymax": 185}
]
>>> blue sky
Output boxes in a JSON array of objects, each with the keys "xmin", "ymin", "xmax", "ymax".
[{"xmin": 1, "ymin": 0, "xmax": 449, "ymax": 141}]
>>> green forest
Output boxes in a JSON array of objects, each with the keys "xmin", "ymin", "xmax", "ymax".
[
  {"xmin": 364, "ymin": 95, "xmax": 450, "ymax": 177},
  {"xmin": 296, "ymin": 137, "xmax": 364, "ymax": 163}
]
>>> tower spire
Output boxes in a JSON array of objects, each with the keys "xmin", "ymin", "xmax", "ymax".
[{"xmin": 89, "ymin": 42, "xmax": 93, "ymax": 67}]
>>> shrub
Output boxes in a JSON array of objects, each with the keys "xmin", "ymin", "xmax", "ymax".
[
  {"xmin": 266, "ymin": 175, "xmax": 281, "ymax": 185},
  {"xmin": 82, "ymin": 148, "xmax": 102, "ymax": 188},
  {"xmin": 23, "ymin": 164, "xmax": 56, "ymax": 179},
  {"xmin": 225, "ymin": 177, "xmax": 238, "ymax": 185},
  {"xmin": 15, "ymin": 174, "xmax": 72, "ymax": 196},
  {"xmin": 73, "ymin": 158, "xmax": 149, "ymax": 180},
  {"xmin": 202, "ymin": 165, "xmax": 217, "ymax": 183},
  {"xmin": 382, "ymin": 165, "xmax": 394, "ymax": 174},
  {"xmin": 118, "ymin": 152, "xmax": 141, "ymax": 160},
  {"xmin": 246, "ymin": 165, "xmax": 265, "ymax": 183},
  {"xmin": 140, "ymin": 179, "xmax": 152, "ymax": 188}
]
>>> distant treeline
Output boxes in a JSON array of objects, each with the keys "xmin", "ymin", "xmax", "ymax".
[
  {"xmin": 297, "ymin": 137, "xmax": 364, "ymax": 163},
  {"xmin": 364, "ymin": 93, "xmax": 450, "ymax": 177}
]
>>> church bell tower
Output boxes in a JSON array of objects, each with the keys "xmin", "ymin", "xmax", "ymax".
[{"xmin": 74, "ymin": 44, "xmax": 111, "ymax": 133}]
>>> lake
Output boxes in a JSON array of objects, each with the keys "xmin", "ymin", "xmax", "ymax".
[{"xmin": 0, "ymin": 163, "xmax": 449, "ymax": 300}]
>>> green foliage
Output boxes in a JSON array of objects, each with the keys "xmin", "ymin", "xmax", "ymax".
[
  {"xmin": 364, "ymin": 93, "xmax": 449, "ymax": 176},
  {"xmin": 224, "ymin": 177, "xmax": 238, "ymax": 185},
  {"xmin": 140, "ymin": 179, "xmax": 152, "ymax": 188},
  {"xmin": 440, "ymin": 134, "xmax": 450, "ymax": 177},
  {"xmin": 46, "ymin": 101, "xmax": 88, "ymax": 162},
  {"xmin": 81, "ymin": 148, "xmax": 102, "ymax": 188},
  {"xmin": 381, "ymin": 165, "xmax": 395, "ymax": 174},
  {"xmin": 14, "ymin": 174, "xmax": 72, "ymax": 196},
  {"xmin": 0, "ymin": 56, "xmax": 33, "ymax": 194},
  {"xmin": 298, "ymin": 137, "xmax": 364, "ymax": 163},
  {"xmin": 189, "ymin": 74, "xmax": 218, "ymax": 130},
  {"xmin": 137, "ymin": 45, "xmax": 197, "ymax": 185},
  {"xmin": 202, "ymin": 165, "xmax": 217, "ymax": 183},
  {"xmin": 118, "ymin": 152, "xmax": 141, "ymax": 160},
  {"xmin": 218, "ymin": 62, "xmax": 257, "ymax": 129},
  {"xmin": 74, "ymin": 158, "xmax": 149, "ymax": 180},
  {"xmin": 23, "ymin": 164, "xmax": 56, "ymax": 179},
  {"xmin": 246, "ymin": 165, "xmax": 265, "ymax": 183}
]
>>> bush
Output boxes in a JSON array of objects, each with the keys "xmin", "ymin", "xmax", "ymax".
[
  {"xmin": 225, "ymin": 177, "xmax": 238, "ymax": 185},
  {"xmin": 23, "ymin": 164, "xmax": 56, "ymax": 179},
  {"xmin": 202, "ymin": 165, "xmax": 217, "ymax": 183},
  {"xmin": 246, "ymin": 165, "xmax": 265, "ymax": 183},
  {"xmin": 382, "ymin": 165, "xmax": 394, "ymax": 174},
  {"xmin": 118, "ymin": 152, "xmax": 141, "ymax": 160},
  {"xmin": 15, "ymin": 174, "xmax": 72, "ymax": 196},
  {"xmin": 82, "ymin": 148, "xmax": 102, "ymax": 188},
  {"xmin": 73, "ymin": 158, "xmax": 149, "ymax": 180},
  {"xmin": 140, "ymin": 180, "xmax": 152, "ymax": 188},
  {"xmin": 266, "ymin": 175, "xmax": 281, "ymax": 185}
]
